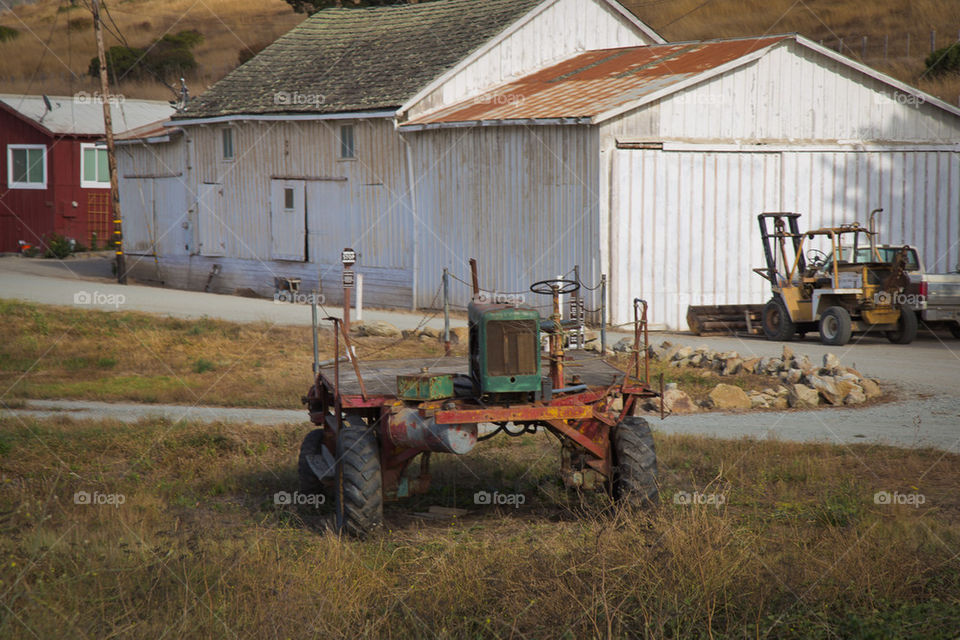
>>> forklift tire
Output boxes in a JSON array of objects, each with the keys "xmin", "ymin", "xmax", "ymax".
[
  {"xmin": 762, "ymin": 297, "xmax": 796, "ymax": 341},
  {"xmin": 886, "ymin": 309, "xmax": 918, "ymax": 345},
  {"xmin": 298, "ymin": 428, "xmax": 328, "ymax": 499},
  {"xmin": 951, "ymin": 323, "xmax": 960, "ymax": 340},
  {"xmin": 335, "ymin": 426, "xmax": 383, "ymax": 538},
  {"xmin": 819, "ymin": 306, "xmax": 852, "ymax": 346},
  {"xmin": 611, "ymin": 416, "xmax": 658, "ymax": 506}
]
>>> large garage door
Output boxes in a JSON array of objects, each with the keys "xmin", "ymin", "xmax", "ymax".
[
  {"xmin": 610, "ymin": 149, "xmax": 781, "ymax": 329},
  {"xmin": 611, "ymin": 148, "xmax": 960, "ymax": 329}
]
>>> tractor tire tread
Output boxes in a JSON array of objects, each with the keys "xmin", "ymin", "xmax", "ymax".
[
  {"xmin": 612, "ymin": 416, "xmax": 658, "ymax": 506},
  {"xmin": 337, "ymin": 427, "xmax": 383, "ymax": 538}
]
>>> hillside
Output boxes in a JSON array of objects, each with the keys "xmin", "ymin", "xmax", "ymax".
[{"xmin": 0, "ymin": 0, "xmax": 956, "ymax": 105}]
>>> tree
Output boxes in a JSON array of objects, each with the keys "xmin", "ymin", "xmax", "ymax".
[{"xmin": 88, "ymin": 30, "xmax": 204, "ymax": 83}]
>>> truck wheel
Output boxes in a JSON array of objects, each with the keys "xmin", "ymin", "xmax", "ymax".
[
  {"xmin": 886, "ymin": 309, "xmax": 918, "ymax": 344},
  {"xmin": 949, "ymin": 323, "xmax": 960, "ymax": 339},
  {"xmin": 335, "ymin": 426, "xmax": 383, "ymax": 537},
  {"xmin": 298, "ymin": 428, "xmax": 328, "ymax": 500},
  {"xmin": 762, "ymin": 297, "xmax": 796, "ymax": 341},
  {"xmin": 819, "ymin": 306, "xmax": 852, "ymax": 346},
  {"xmin": 611, "ymin": 416, "xmax": 658, "ymax": 506}
]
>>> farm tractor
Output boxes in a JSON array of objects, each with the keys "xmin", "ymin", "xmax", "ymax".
[
  {"xmin": 755, "ymin": 211, "xmax": 917, "ymax": 346},
  {"xmin": 299, "ymin": 263, "xmax": 661, "ymax": 537}
]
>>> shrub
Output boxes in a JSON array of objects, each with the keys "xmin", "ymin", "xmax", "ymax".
[
  {"xmin": 925, "ymin": 43, "xmax": 960, "ymax": 77},
  {"xmin": 0, "ymin": 25, "xmax": 19, "ymax": 42},
  {"xmin": 43, "ymin": 234, "xmax": 76, "ymax": 259}
]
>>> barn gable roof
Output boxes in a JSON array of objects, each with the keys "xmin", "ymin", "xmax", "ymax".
[
  {"xmin": 402, "ymin": 34, "xmax": 960, "ymax": 128},
  {"xmin": 175, "ymin": 0, "xmax": 547, "ymax": 120}
]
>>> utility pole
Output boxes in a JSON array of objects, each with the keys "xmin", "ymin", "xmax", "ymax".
[{"xmin": 92, "ymin": 0, "xmax": 126, "ymax": 284}]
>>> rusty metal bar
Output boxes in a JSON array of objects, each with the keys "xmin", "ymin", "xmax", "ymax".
[
  {"xmin": 434, "ymin": 404, "xmax": 593, "ymax": 425},
  {"xmin": 326, "ymin": 316, "xmax": 342, "ymax": 437},
  {"xmin": 659, "ymin": 372, "xmax": 665, "ymax": 420},
  {"xmin": 338, "ymin": 320, "xmax": 367, "ymax": 401},
  {"xmin": 544, "ymin": 419, "xmax": 606, "ymax": 459},
  {"xmin": 551, "ymin": 283, "xmax": 565, "ymax": 390},
  {"xmin": 469, "ymin": 258, "xmax": 479, "ymax": 297},
  {"xmin": 632, "ymin": 298, "xmax": 649, "ymax": 384}
]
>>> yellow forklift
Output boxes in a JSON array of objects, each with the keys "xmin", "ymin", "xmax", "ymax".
[{"xmin": 755, "ymin": 211, "xmax": 917, "ymax": 346}]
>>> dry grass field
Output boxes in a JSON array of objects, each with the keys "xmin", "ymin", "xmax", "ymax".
[
  {"xmin": 1, "ymin": 414, "xmax": 958, "ymax": 638},
  {"xmin": 0, "ymin": 300, "xmax": 845, "ymax": 409},
  {"xmin": 0, "ymin": 0, "xmax": 957, "ymax": 103}
]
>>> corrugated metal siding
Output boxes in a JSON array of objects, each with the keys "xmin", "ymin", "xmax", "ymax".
[
  {"xmin": 409, "ymin": 0, "xmax": 653, "ymax": 118},
  {"xmin": 658, "ymin": 43, "xmax": 960, "ymax": 142},
  {"xmin": 781, "ymin": 150, "xmax": 960, "ymax": 273},
  {"xmin": 410, "ymin": 125, "xmax": 601, "ymax": 313},
  {"xmin": 117, "ymin": 140, "xmax": 188, "ymax": 257},
  {"xmin": 188, "ymin": 119, "xmax": 411, "ymax": 270},
  {"xmin": 610, "ymin": 148, "xmax": 960, "ymax": 329},
  {"xmin": 610, "ymin": 149, "xmax": 781, "ymax": 329}
]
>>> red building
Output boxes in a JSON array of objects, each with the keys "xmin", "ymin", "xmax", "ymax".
[{"xmin": 0, "ymin": 94, "xmax": 172, "ymax": 253}]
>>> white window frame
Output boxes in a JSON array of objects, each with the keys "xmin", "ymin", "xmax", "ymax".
[
  {"xmin": 221, "ymin": 127, "xmax": 235, "ymax": 161},
  {"xmin": 337, "ymin": 124, "xmax": 355, "ymax": 160},
  {"xmin": 80, "ymin": 143, "xmax": 110, "ymax": 189},
  {"xmin": 7, "ymin": 144, "xmax": 47, "ymax": 190}
]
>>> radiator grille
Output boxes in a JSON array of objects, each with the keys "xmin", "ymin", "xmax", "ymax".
[{"xmin": 485, "ymin": 319, "xmax": 538, "ymax": 377}]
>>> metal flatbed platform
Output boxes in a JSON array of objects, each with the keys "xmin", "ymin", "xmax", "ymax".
[{"xmin": 319, "ymin": 351, "xmax": 629, "ymax": 398}]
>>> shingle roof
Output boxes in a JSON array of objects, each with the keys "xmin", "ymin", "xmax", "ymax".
[
  {"xmin": 403, "ymin": 36, "xmax": 789, "ymax": 125},
  {"xmin": 176, "ymin": 0, "xmax": 544, "ymax": 120}
]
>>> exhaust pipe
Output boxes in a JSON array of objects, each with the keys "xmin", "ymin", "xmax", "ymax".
[{"xmin": 869, "ymin": 208, "xmax": 883, "ymax": 261}]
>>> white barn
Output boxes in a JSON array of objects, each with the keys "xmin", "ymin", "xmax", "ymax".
[
  {"xmin": 118, "ymin": 0, "xmax": 662, "ymax": 307},
  {"xmin": 399, "ymin": 34, "xmax": 960, "ymax": 329},
  {"xmin": 118, "ymin": 1, "xmax": 960, "ymax": 330}
]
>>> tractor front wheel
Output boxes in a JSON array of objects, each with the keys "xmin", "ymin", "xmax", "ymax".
[
  {"xmin": 886, "ymin": 309, "xmax": 918, "ymax": 344},
  {"xmin": 335, "ymin": 425, "xmax": 384, "ymax": 538},
  {"xmin": 819, "ymin": 306, "xmax": 852, "ymax": 346},
  {"xmin": 611, "ymin": 416, "xmax": 658, "ymax": 506},
  {"xmin": 762, "ymin": 297, "xmax": 796, "ymax": 342}
]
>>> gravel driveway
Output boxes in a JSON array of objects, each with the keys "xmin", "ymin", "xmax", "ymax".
[{"xmin": 2, "ymin": 255, "xmax": 958, "ymax": 451}]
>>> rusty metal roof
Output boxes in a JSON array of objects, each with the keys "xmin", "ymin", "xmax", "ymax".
[{"xmin": 403, "ymin": 36, "xmax": 789, "ymax": 126}]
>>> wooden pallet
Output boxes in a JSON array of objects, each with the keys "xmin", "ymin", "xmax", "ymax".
[{"xmin": 686, "ymin": 304, "xmax": 765, "ymax": 336}]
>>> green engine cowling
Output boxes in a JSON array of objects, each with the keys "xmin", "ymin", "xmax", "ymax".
[{"xmin": 468, "ymin": 301, "xmax": 542, "ymax": 400}]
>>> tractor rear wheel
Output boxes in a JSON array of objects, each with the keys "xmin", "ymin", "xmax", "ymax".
[
  {"xmin": 298, "ymin": 428, "xmax": 328, "ymax": 500},
  {"xmin": 819, "ymin": 306, "xmax": 852, "ymax": 346},
  {"xmin": 335, "ymin": 425, "xmax": 383, "ymax": 538},
  {"xmin": 762, "ymin": 297, "xmax": 796, "ymax": 341},
  {"xmin": 886, "ymin": 309, "xmax": 918, "ymax": 344},
  {"xmin": 611, "ymin": 416, "xmax": 658, "ymax": 506}
]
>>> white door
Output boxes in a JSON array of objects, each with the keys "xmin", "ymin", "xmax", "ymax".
[
  {"xmin": 120, "ymin": 178, "xmax": 155, "ymax": 254},
  {"xmin": 197, "ymin": 182, "xmax": 226, "ymax": 257},
  {"xmin": 306, "ymin": 179, "xmax": 348, "ymax": 264},
  {"xmin": 271, "ymin": 179, "xmax": 306, "ymax": 261}
]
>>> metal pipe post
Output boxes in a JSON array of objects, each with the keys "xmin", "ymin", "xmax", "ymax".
[
  {"xmin": 443, "ymin": 268, "xmax": 451, "ymax": 356},
  {"xmin": 311, "ymin": 301, "xmax": 319, "ymax": 374},
  {"xmin": 600, "ymin": 274, "xmax": 607, "ymax": 353}
]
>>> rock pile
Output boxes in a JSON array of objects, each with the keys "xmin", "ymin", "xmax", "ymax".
[{"xmin": 646, "ymin": 341, "xmax": 882, "ymax": 412}]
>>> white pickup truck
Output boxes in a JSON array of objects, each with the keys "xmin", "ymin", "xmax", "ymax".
[{"xmin": 828, "ymin": 245, "xmax": 960, "ymax": 338}]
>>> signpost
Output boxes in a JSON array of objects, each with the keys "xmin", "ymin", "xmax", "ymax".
[{"xmin": 341, "ymin": 248, "xmax": 356, "ymax": 334}]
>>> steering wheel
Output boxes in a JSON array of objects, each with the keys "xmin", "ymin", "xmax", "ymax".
[
  {"xmin": 529, "ymin": 279, "xmax": 580, "ymax": 296},
  {"xmin": 806, "ymin": 249, "xmax": 828, "ymax": 268}
]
